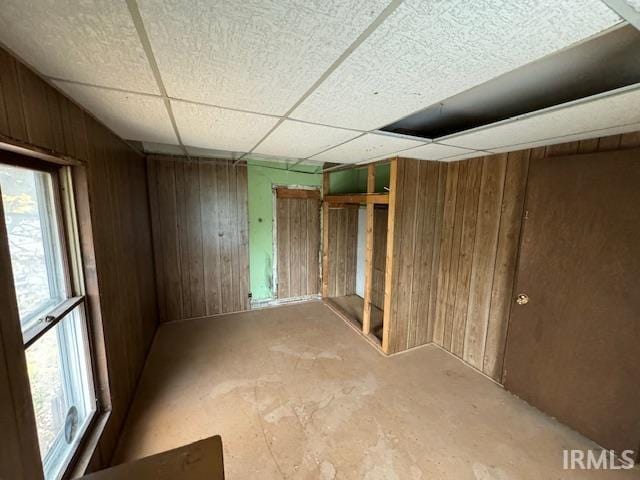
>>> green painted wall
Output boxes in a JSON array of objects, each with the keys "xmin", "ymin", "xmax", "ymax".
[
  {"xmin": 247, "ymin": 160, "xmax": 322, "ymax": 301},
  {"xmin": 328, "ymin": 163, "xmax": 391, "ymax": 194}
]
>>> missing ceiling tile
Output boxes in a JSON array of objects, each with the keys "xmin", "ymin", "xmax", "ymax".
[{"xmin": 381, "ymin": 25, "xmax": 640, "ymax": 140}]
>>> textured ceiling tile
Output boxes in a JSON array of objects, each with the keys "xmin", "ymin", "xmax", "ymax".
[
  {"xmin": 186, "ymin": 146, "xmax": 244, "ymax": 160},
  {"xmin": 243, "ymin": 153, "xmax": 302, "ymax": 164},
  {"xmin": 310, "ymin": 133, "xmax": 425, "ymax": 164},
  {"xmin": 442, "ymin": 86, "xmax": 640, "ymax": 151},
  {"xmin": 255, "ymin": 120, "xmax": 362, "ymax": 158},
  {"xmin": 55, "ymin": 82, "xmax": 177, "ymax": 144},
  {"xmin": 487, "ymin": 123, "xmax": 640, "ymax": 154},
  {"xmin": 143, "ymin": 142, "xmax": 184, "ymax": 155},
  {"xmin": 138, "ymin": 0, "xmax": 390, "ymax": 115},
  {"xmin": 171, "ymin": 101, "xmax": 280, "ymax": 152},
  {"xmin": 400, "ymin": 143, "xmax": 479, "ymax": 161},
  {"xmin": 292, "ymin": 0, "xmax": 622, "ymax": 130},
  {"xmin": 0, "ymin": 0, "xmax": 158, "ymax": 93}
]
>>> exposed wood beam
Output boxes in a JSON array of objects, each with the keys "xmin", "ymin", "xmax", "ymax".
[
  {"xmin": 362, "ymin": 164, "xmax": 376, "ymax": 334},
  {"xmin": 324, "ymin": 193, "xmax": 389, "ymax": 205},
  {"xmin": 381, "ymin": 159, "xmax": 398, "ymax": 354}
]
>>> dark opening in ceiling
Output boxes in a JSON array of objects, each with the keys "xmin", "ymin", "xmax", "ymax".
[{"xmin": 381, "ymin": 25, "xmax": 640, "ymax": 140}]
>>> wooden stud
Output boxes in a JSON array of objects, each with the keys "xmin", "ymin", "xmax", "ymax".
[
  {"xmin": 321, "ymin": 172, "xmax": 330, "ymax": 298},
  {"xmin": 362, "ymin": 164, "xmax": 375, "ymax": 334},
  {"xmin": 381, "ymin": 159, "xmax": 398, "ymax": 353},
  {"xmin": 324, "ymin": 193, "xmax": 389, "ymax": 204}
]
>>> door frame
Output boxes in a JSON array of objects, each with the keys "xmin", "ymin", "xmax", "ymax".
[{"xmin": 271, "ymin": 184, "xmax": 322, "ymax": 302}]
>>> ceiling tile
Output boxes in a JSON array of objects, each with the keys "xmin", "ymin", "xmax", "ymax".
[
  {"xmin": 255, "ymin": 120, "xmax": 361, "ymax": 159},
  {"xmin": 441, "ymin": 86, "xmax": 640, "ymax": 151},
  {"xmin": 310, "ymin": 133, "xmax": 425, "ymax": 164},
  {"xmin": 138, "ymin": 0, "xmax": 390, "ymax": 115},
  {"xmin": 143, "ymin": 142, "xmax": 184, "ymax": 155},
  {"xmin": 171, "ymin": 101, "xmax": 279, "ymax": 152},
  {"xmin": 291, "ymin": 0, "xmax": 621, "ymax": 130},
  {"xmin": 487, "ymin": 123, "xmax": 640, "ymax": 154},
  {"xmin": 400, "ymin": 143, "xmax": 480, "ymax": 161},
  {"xmin": 186, "ymin": 146, "xmax": 244, "ymax": 160},
  {"xmin": 55, "ymin": 82, "xmax": 177, "ymax": 144},
  {"xmin": 243, "ymin": 153, "xmax": 301, "ymax": 165},
  {"xmin": 0, "ymin": 0, "xmax": 158, "ymax": 93}
]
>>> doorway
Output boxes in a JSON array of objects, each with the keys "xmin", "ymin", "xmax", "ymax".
[
  {"xmin": 273, "ymin": 187, "xmax": 321, "ymax": 301},
  {"xmin": 503, "ymin": 148, "xmax": 640, "ymax": 460}
]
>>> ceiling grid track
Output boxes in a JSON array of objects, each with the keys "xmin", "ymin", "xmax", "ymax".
[
  {"xmin": 602, "ymin": 0, "xmax": 640, "ymax": 29},
  {"xmin": 235, "ymin": 0, "xmax": 406, "ymax": 165},
  {"xmin": 125, "ymin": 0, "xmax": 190, "ymax": 158}
]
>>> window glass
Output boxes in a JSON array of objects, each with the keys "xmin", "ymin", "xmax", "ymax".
[
  {"xmin": 26, "ymin": 306, "xmax": 95, "ymax": 480},
  {"xmin": 0, "ymin": 164, "xmax": 66, "ymax": 333},
  {"xmin": 1, "ymin": 162, "xmax": 95, "ymax": 480}
]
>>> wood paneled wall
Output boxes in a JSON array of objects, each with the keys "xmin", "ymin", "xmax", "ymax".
[
  {"xmin": 430, "ymin": 131, "xmax": 640, "ymax": 380},
  {"xmin": 430, "ymin": 152, "xmax": 528, "ymax": 380},
  {"xmin": 370, "ymin": 207, "xmax": 388, "ymax": 310},
  {"xmin": 275, "ymin": 189, "xmax": 321, "ymax": 299},
  {"xmin": 386, "ymin": 160, "xmax": 445, "ymax": 354},
  {"xmin": 147, "ymin": 155, "xmax": 249, "ymax": 322},
  {"xmin": 327, "ymin": 206, "xmax": 358, "ymax": 297},
  {"xmin": 0, "ymin": 46, "xmax": 158, "ymax": 472},
  {"xmin": 386, "ymin": 130, "xmax": 640, "ymax": 377}
]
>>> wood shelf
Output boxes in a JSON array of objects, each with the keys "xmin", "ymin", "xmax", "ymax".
[{"xmin": 324, "ymin": 193, "xmax": 389, "ymax": 205}]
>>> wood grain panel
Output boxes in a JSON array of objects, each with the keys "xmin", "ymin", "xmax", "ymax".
[
  {"xmin": 370, "ymin": 207, "xmax": 388, "ymax": 310},
  {"xmin": 429, "ymin": 131, "xmax": 640, "ymax": 381},
  {"xmin": 386, "ymin": 158, "xmax": 443, "ymax": 353},
  {"xmin": 463, "ymin": 154, "xmax": 507, "ymax": 369},
  {"xmin": 275, "ymin": 189, "xmax": 321, "ymax": 299},
  {"xmin": 326, "ymin": 207, "xmax": 358, "ymax": 298},
  {"xmin": 148, "ymin": 156, "xmax": 249, "ymax": 321},
  {"xmin": 0, "ymin": 45, "xmax": 158, "ymax": 472}
]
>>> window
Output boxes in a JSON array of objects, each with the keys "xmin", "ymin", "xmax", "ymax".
[{"xmin": 0, "ymin": 163, "xmax": 96, "ymax": 480}]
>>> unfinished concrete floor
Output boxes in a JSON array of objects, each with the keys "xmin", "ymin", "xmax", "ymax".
[{"xmin": 113, "ymin": 301, "xmax": 640, "ymax": 479}]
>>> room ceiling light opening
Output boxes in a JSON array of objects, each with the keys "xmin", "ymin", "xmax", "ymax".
[{"xmin": 381, "ymin": 25, "xmax": 640, "ymax": 140}]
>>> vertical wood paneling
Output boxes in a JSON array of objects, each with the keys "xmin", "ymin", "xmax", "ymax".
[
  {"xmin": 483, "ymin": 150, "xmax": 530, "ymax": 378},
  {"xmin": 307, "ymin": 198, "xmax": 320, "ymax": 294},
  {"xmin": 450, "ymin": 158, "xmax": 482, "ymax": 357},
  {"xmin": 464, "ymin": 154, "xmax": 508, "ymax": 369},
  {"xmin": 370, "ymin": 207, "xmax": 388, "ymax": 310},
  {"xmin": 148, "ymin": 156, "xmax": 249, "ymax": 321},
  {"xmin": 0, "ymin": 48, "xmax": 27, "ymax": 140},
  {"xmin": 443, "ymin": 161, "xmax": 467, "ymax": 350},
  {"xmin": 432, "ymin": 162, "xmax": 460, "ymax": 346},
  {"xmin": 425, "ymin": 132, "xmax": 640, "ymax": 381},
  {"xmin": 326, "ymin": 207, "xmax": 358, "ymax": 297},
  {"xmin": 200, "ymin": 161, "xmax": 221, "ymax": 315},
  {"xmin": 275, "ymin": 190, "xmax": 320, "ymax": 299},
  {"xmin": 387, "ymin": 159, "xmax": 442, "ymax": 353},
  {"xmin": 236, "ymin": 167, "xmax": 250, "ymax": 308}
]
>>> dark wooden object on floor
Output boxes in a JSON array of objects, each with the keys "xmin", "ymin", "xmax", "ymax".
[{"xmin": 80, "ymin": 437, "xmax": 225, "ymax": 480}]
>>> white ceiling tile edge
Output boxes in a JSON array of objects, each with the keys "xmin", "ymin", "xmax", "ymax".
[{"xmin": 437, "ymin": 83, "xmax": 640, "ymax": 151}]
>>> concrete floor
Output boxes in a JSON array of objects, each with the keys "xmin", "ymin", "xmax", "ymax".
[{"xmin": 113, "ymin": 301, "xmax": 639, "ymax": 479}]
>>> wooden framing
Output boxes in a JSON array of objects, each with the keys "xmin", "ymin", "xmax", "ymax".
[
  {"xmin": 275, "ymin": 187, "xmax": 321, "ymax": 200},
  {"xmin": 321, "ymin": 158, "xmax": 397, "ymax": 353},
  {"xmin": 321, "ymin": 172, "xmax": 330, "ymax": 298},
  {"xmin": 381, "ymin": 160, "xmax": 397, "ymax": 353},
  {"xmin": 324, "ymin": 193, "xmax": 388, "ymax": 205},
  {"xmin": 361, "ymin": 165, "xmax": 375, "ymax": 334}
]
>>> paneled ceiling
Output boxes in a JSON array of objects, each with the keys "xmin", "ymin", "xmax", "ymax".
[{"xmin": 0, "ymin": 0, "xmax": 638, "ymax": 165}]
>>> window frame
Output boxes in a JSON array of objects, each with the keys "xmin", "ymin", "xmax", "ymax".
[{"xmin": 0, "ymin": 154, "xmax": 100, "ymax": 480}]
